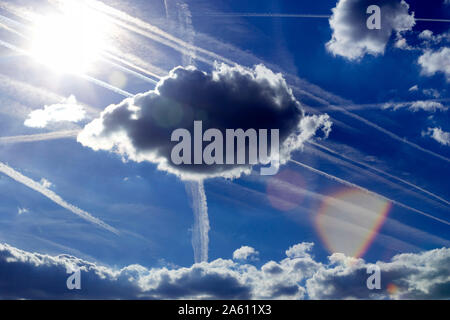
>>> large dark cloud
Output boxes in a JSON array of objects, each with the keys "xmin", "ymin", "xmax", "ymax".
[
  {"xmin": 78, "ymin": 64, "xmax": 331, "ymax": 180},
  {"xmin": 1, "ymin": 242, "xmax": 449, "ymax": 300},
  {"xmin": 327, "ymin": 0, "xmax": 415, "ymax": 60}
]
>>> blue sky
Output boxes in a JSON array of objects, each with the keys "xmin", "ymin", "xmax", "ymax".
[{"xmin": 0, "ymin": 0, "xmax": 449, "ymax": 299}]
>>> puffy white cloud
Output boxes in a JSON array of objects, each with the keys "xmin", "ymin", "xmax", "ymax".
[
  {"xmin": 1, "ymin": 242, "xmax": 449, "ymax": 299},
  {"xmin": 418, "ymin": 47, "xmax": 450, "ymax": 81},
  {"xmin": 418, "ymin": 30, "xmax": 434, "ymax": 40},
  {"xmin": 78, "ymin": 64, "xmax": 331, "ymax": 180},
  {"xmin": 286, "ymin": 242, "xmax": 314, "ymax": 258},
  {"xmin": 233, "ymin": 246, "xmax": 259, "ymax": 261},
  {"xmin": 383, "ymin": 100, "xmax": 448, "ymax": 112},
  {"xmin": 24, "ymin": 95, "xmax": 86, "ymax": 128},
  {"xmin": 423, "ymin": 127, "xmax": 450, "ymax": 146},
  {"xmin": 326, "ymin": 0, "xmax": 415, "ymax": 60}
]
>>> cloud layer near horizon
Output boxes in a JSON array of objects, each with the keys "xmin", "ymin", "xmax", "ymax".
[
  {"xmin": 77, "ymin": 64, "xmax": 331, "ymax": 180},
  {"xmin": 1, "ymin": 242, "xmax": 449, "ymax": 299}
]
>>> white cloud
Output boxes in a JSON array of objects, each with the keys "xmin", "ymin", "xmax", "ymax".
[
  {"xmin": 0, "ymin": 242, "xmax": 449, "ymax": 299},
  {"xmin": 408, "ymin": 85, "xmax": 418, "ymax": 92},
  {"xmin": 286, "ymin": 242, "xmax": 314, "ymax": 258},
  {"xmin": 418, "ymin": 30, "xmax": 434, "ymax": 40},
  {"xmin": 394, "ymin": 36, "xmax": 412, "ymax": 50},
  {"xmin": 17, "ymin": 208, "xmax": 28, "ymax": 215},
  {"xmin": 424, "ymin": 127, "xmax": 450, "ymax": 146},
  {"xmin": 418, "ymin": 47, "xmax": 450, "ymax": 81},
  {"xmin": 233, "ymin": 246, "xmax": 259, "ymax": 261},
  {"xmin": 383, "ymin": 100, "xmax": 447, "ymax": 112},
  {"xmin": 24, "ymin": 95, "xmax": 86, "ymax": 128},
  {"xmin": 422, "ymin": 88, "xmax": 440, "ymax": 98},
  {"xmin": 326, "ymin": 0, "xmax": 415, "ymax": 60}
]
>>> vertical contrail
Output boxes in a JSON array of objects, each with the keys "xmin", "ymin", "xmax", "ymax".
[
  {"xmin": 176, "ymin": 1, "xmax": 208, "ymax": 263},
  {"xmin": 185, "ymin": 181, "xmax": 210, "ymax": 263}
]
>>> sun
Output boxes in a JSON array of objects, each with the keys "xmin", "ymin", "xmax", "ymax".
[{"xmin": 30, "ymin": 2, "xmax": 110, "ymax": 75}]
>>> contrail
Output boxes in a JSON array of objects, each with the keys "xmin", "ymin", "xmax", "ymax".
[
  {"xmin": 0, "ymin": 21, "xmax": 28, "ymax": 39},
  {"xmin": 289, "ymin": 158, "xmax": 450, "ymax": 226},
  {"xmin": 415, "ymin": 18, "xmax": 450, "ymax": 23},
  {"xmin": 327, "ymin": 104, "xmax": 450, "ymax": 164},
  {"xmin": 83, "ymin": 0, "xmax": 236, "ymax": 66},
  {"xmin": 309, "ymin": 141, "xmax": 450, "ymax": 207},
  {"xmin": 201, "ymin": 13, "xmax": 331, "ymax": 19},
  {"xmin": 0, "ymin": 130, "xmax": 80, "ymax": 144},
  {"xmin": 163, "ymin": 0, "xmax": 170, "ymax": 20},
  {"xmin": 185, "ymin": 181, "xmax": 210, "ymax": 263},
  {"xmin": 80, "ymin": 74, "xmax": 134, "ymax": 97},
  {"xmin": 102, "ymin": 51, "xmax": 162, "ymax": 81},
  {"xmin": 0, "ymin": 14, "xmax": 154, "ymax": 89},
  {"xmin": 0, "ymin": 161, "xmax": 119, "ymax": 234},
  {"xmin": 199, "ymin": 12, "xmax": 450, "ymax": 23}
]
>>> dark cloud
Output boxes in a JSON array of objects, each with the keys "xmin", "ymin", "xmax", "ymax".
[
  {"xmin": 327, "ymin": 0, "xmax": 415, "ymax": 60},
  {"xmin": 78, "ymin": 64, "xmax": 331, "ymax": 180}
]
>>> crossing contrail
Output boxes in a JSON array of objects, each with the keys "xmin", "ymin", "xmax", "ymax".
[
  {"xmin": 0, "ymin": 13, "xmax": 158, "ymax": 88},
  {"xmin": 0, "ymin": 161, "xmax": 119, "ymax": 234},
  {"xmin": 289, "ymin": 158, "xmax": 450, "ymax": 227},
  {"xmin": 82, "ymin": 0, "xmax": 236, "ymax": 66},
  {"xmin": 309, "ymin": 141, "xmax": 450, "ymax": 207}
]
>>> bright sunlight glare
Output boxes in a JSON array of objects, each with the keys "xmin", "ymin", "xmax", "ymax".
[{"xmin": 30, "ymin": 2, "xmax": 111, "ymax": 74}]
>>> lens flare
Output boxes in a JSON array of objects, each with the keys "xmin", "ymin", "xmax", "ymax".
[
  {"xmin": 316, "ymin": 188, "xmax": 392, "ymax": 258},
  {"xmin": 266, "ymin": 169, "xmax": 306, "ymax": 211},
  {"xmin": 387, "ymin": 283, "xmax": 399, "ymax": 295}
]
